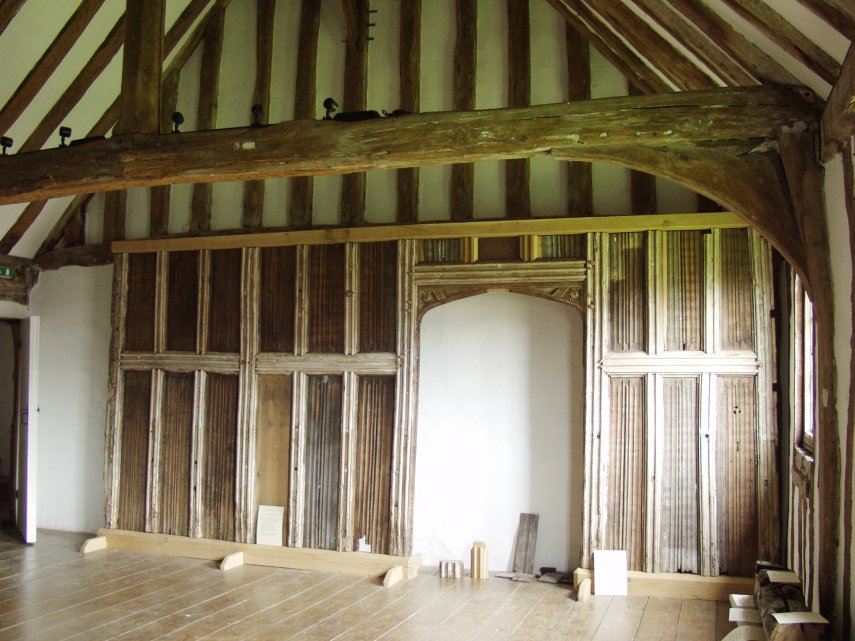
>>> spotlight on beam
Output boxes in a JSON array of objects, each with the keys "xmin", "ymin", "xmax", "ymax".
[
  {"xmin": 0, "ymin": 136, "xmax": 12, "ymax": 156},
  {"xmin": 251, "ymin": 104, "xmax": 264, "ymax": 127},
  {"xmin": 59, "ymin": 126, "xmax": 72, "ymax": 147},
  {"xmin": 172, "ymin": 111, "xmax": 184, "ymax": 133}
]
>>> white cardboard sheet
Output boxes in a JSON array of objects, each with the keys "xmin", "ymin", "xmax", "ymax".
[{"xmin": 592, "ymin": 549, "xmax": 627, "ymax": 596}]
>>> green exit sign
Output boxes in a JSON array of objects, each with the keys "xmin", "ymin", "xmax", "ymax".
[{"xmin": 0, "ymin": 266, "xmax": 14, "ymax": 279}]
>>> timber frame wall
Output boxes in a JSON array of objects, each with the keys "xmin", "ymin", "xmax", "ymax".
[
  {"xmin": 583, "ymin": 229, "xmax": 777, "ymax": 575},
  {"xmin": 105, "ymin": 216, "xmax": 775, "ymax": 574}
]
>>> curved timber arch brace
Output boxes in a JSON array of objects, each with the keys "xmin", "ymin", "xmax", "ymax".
[
  {"xmin": 552, "ymin": 141, "xmax": 809, "ymax": 288},
  {"xmin": 0, "ymin": 86, "xmax": 818, "ymax": 276}
]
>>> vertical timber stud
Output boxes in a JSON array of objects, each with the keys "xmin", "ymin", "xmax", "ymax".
[
  {"xmin": 778, "ymin": 131, "xmax": 839, "ymax": 623},
  {"xmin": 107, "ymin": 0, "xmax": 165, "ymax": 242},
  {"xmin": 506, "ymin": 0, "xmax": 530, "ymax": 219},
  {"xmin": 237, "ymin": 248, "xmax": 260, "ymax": 542},
  {"xmin": 289, "ymin": 0, "xmax": 322, "ymax": 228},
  {"xmin": 391, "ymin": 240, "xmax": 417, "ymax": 555},
  {"xmin": 340, "ymin": 371, "xmax": 359, "ymax": 550},
  {"xmin": 242, "ymin": 0, "xmax": 276, "ymax": 229},
  {"xmin": 190, "ymin": 5, "xmax": 226, "ymax": 233},
  {"xmin": 340, "ymin": 0, "xmax": 370, "ymax": 226},
  {"xmin": 104, "ymin": 253, "xmax": 129, "ymax": 529},
  {"xmin": 397, "ymin": 0, "xmax": 421, "ymax": 223},
  {"xmin": 565, "ymin": 23, "xmax": 592, "ymax": 216},
  {"xmin": 750, "ymin": 230, "xmax": 779, "ymax": 563},
  {"xmin": 451, "ymin": 0, "xmax": 476, "ymax": 221}
]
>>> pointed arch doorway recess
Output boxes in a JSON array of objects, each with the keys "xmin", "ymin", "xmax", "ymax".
[{"xmin": 412, "ymin": 293, "xmax": 584, "ymax": 572}]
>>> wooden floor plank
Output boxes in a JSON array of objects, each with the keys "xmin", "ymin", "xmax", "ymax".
[
  {"xmin": 633, "ymin": 596, "xmax": 682, "ymax": 641},
  {"xmin": 591, "ymin": 595, "xmax": 648, "ymax": 641},
  {"xmin": 675, "ymin": 599, "xmax": 718, "ymax": 641},
  {"xmin": 715, "ymin": 599, "xmax": 735, "ymax": 641},
  {"xmin": 547, "ymin": 595, "xmax": 613, "ymax": 640},
  {"xmin": 0, "ymin": 532, "xmax": 734, "ymax": 641}
]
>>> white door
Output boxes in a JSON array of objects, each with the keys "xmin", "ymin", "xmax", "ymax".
[{"xmin": 15, "ymin": 317, "xmax": 38, "ymax": 543}]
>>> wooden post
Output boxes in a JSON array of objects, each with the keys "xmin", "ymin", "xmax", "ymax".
[
  {"xmin": 396, "ymin": 0, "xmax": 421, "ymax": 223},
  {"xmin": 506, "ymin": 0, "xmax": 530, "ymax": 219},
  {"xmin": 565, "ymin": 23, "xmax": 592, "ymax": 216},
  {"xmin": 451, "ymin": 0, "xmax": 476, "ymax": 221},
  {"xmin": 288, "ymin": 0, "xmax": 322, "ymax": 228}
]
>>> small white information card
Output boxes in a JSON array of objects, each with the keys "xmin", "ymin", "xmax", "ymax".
[
  {"xmin": 256, "ymin": 505, "xmax": 285, "ymax": 546},
  {"xmin": 592, "ymin": 549, "xmax": 628, "ymax": 596}
]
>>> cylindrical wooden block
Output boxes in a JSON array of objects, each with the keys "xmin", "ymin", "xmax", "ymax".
[{"xmin": 471, "ymin": 541, "xmax": 488, "ymax": 579}]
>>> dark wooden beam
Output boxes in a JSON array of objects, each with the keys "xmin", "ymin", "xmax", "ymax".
[
  {"xmin": 288, "ymin": 0, "xmax": 322, "ymax": 228},
  {"xmin": 337, "ymin": 0, "xmax": 358, "ymax": 43},
  {"xmin": 632, "ymin": 0, "xmax": 756, "ymax": 86},
  {"xmin": 719, "ymin": 0, "xmax": 840, "ymax": 86},
  {"xmin": 779, "ymin": 130, "xmax": 840, "ymax": 628},
  {"xmin": 21, "ymin": 13, "xmax": 125, "ymax": 152},
  {"xmin": 821, "ymin": 42, "xmax": 855, "ymax": 162},
  {"xmin": 565, "ymin": 23, "xmax": 592, "ymax": 216},
  {"xmin": 0, "ymin": 0, "xmax": 106, "ymax": 136},
  {"xmin": 0, "ymin": 87, "xmax": 819, "ymax": 205},
  {"xmin": 586, "ymin": 0, "xmax": 716, "ymax": 91},
  {"xmin": 794, "ymin": 0, "xmax": 855, "ymax": 40},
  {"xmin": 0, "ymin": 201, "xmax": 48, "ymax": 254},
  {"xmin": 0, "ymin": 0, "xmax": 25, "ymax": 37},
  {"xmin": 36, "ymin": 194, "xmax": 93, "ymax": 256},
  {"xmin": 190, "ymin": 4, "xmax": 226, "ymax": 233},
  {"xmin": 451, "ymin": 0, "xmax": 476, "ymax": 221},
  {"xmin": 116, "ymin": 0, "xmax": 165, "ymax": 135},
  {"xmin": 152, "ymin": 0, "xmax": 232, "ymax": 237},
  {"xmin": 546, "ymin": 0, "xmax": 665, "ymax": 94},
  {"xmin": 396, "ymin": 0, "xmax": 420, "ymax": 224},
  {"xmin": 108, "ymin": 0, "xmax": 165, "ymax": 243},
  {"xmin": 506, "ymin": 0, "xmax": 530, "ymax": 219},
  {"xmin": 0, "ymin": 253, "xmax": 36, "ymax": 305},
  {"xmin": 341, "ymin": 0, "xmax": 370, "ymax": 226},
  {"xmin": 242, "ymin": 0, "xmax": 276, "ymax": 229},
  {"xmin": 102, "ymin": 190, "xmax": 128, "ymax": 243},
  {"xmin": 34, "ymin": 242, "xmax": 113, "ymax": 271},
  {"xmin": 667, "ymin": 0, "xmax": 800, "ymax": 86}
]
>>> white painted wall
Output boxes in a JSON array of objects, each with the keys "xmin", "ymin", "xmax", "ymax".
[
  {"xmin": 28, "ymin": 265, "xmax": 112, "ymax": 533},
  {"xmin": 413, "ymin": 293, "xmax": 584, "ymax": 573}
]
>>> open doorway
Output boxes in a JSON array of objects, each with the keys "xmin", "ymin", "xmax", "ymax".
[
  {"xmin": 0, "ymin": 321, "xmax": 17, "ymax": 525},
  {"xmin": 0, "ymin": 317, "xmax": 38, "ymax": 543},
  {"xmin": 412, "ymin": 293, "xmax": 584, "ymax": 573}
]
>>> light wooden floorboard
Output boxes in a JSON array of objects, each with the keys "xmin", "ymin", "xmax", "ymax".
[{"xmin": 0, "ymin": 529, "xmax": 739, "ymax": 640}]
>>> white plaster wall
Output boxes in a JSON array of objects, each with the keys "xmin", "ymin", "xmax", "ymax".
[
  {"xmin": 823, "ymin": 154, "xmax": 854, "ymax": 634},
  {"xmin": 413, "ymin": 293, "xmax": 584, "ymax": 573},
  {"xmin": 29, "ymin": 265, "xmax": 112, "ymax": 533}
]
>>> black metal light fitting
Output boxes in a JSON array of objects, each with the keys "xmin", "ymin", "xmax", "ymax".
[
  {"xmin": 0, "ymin": 136, "xmax": 12, "ymax": 155},
  {"xmin": 172, "ymin": 111, "xmax": 184, "ymax": 133}
]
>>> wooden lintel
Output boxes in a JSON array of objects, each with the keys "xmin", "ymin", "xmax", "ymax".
[
  {"xmin": 111, "ymin": 212, "xmax": 746, "ymax": 254},
  {"xmin": 821, "ymin": 41, "xmax": 855, "ymax": 162},
  {"xmin": 0, "ymin": 87, "xmax": 817, "ymax": 206}
]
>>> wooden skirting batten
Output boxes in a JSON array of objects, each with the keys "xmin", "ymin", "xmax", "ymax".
[
  {"xmin": 571, "ymin": 567, "xmax": 752, "ymax": 601},
  {"xmin": 95, "ymin": 528, "xmax": 421, "ymax": 579}
]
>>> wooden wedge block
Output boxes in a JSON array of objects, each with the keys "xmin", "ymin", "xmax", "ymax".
[
  {"xmin": 383, "ymin": 565, "xmax": 404, "ymax": 587},
  {"xmin": 80, "ymin": 536, "xmax": 108, "ymax": 554},
  {"xmin": 577, "ymin": 577, "xmax": 592, "ymax": 602},
  {"xmin": 220, "ymin": 551, "xmax": 245, "ymax": 571}
]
